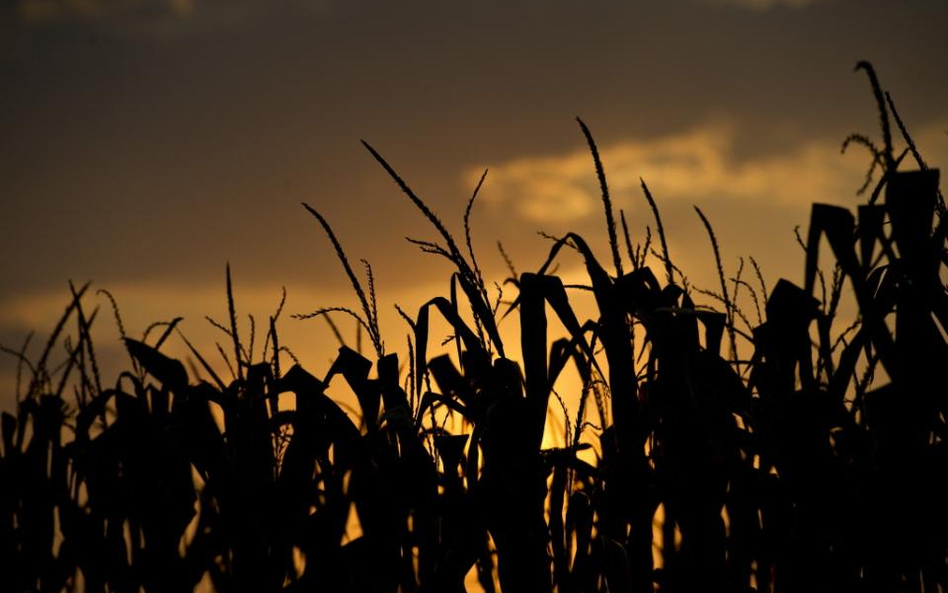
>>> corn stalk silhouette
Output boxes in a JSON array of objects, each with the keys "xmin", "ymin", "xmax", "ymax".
[{"xmin": 1, "ymin": 62, "xmax": 946, "ymax": 593}]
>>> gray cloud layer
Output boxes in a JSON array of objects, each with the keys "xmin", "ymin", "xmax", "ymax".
[{"xmin": 11, "ymin": 0, "xmax": 838, "ymax": 31}]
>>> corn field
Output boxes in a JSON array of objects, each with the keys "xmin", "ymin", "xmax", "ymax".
[{"xmin": 2, "ymin": 62, "xmax": 946, "ymax": 593}]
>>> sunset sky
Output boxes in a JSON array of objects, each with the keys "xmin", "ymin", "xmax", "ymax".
[{"xmin": 2, "ymin": 0, "xmax": 947, "ymax": 410}]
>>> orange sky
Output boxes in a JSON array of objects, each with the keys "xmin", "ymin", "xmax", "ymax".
[{"xmin": 2, "ymin": 0, "xmax": 947, "ymax": 411}]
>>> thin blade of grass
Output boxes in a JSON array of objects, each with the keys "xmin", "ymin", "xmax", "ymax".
[
  {"xmin": 577, "ymin": 117, "xmax": 623, "ymax": 277},
  {"xmin": 641, "ymin": 180, "xmax": 673, "ymax": 285}
]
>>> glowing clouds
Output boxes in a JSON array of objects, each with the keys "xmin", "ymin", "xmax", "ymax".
[{"xmin": 466, "ymin": 120, "xmax": 948, "ymax": 227}]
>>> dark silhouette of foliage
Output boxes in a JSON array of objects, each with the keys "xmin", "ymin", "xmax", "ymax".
[{"xmin": 2, "ymin": 63, "xmax": 946, "ymax": 593}]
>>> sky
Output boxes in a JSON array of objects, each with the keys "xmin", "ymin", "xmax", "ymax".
[{"xmin": 1, "ymin": 0, "xmax": 947, "ymax": 411}]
